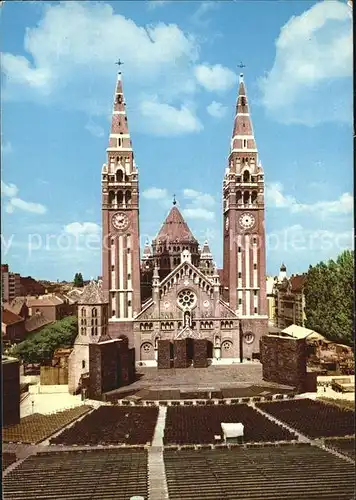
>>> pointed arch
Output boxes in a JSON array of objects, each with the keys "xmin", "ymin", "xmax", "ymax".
[
  {"xmin": 243, "ymin": 170, "xmax": 250, "ymax": 182},
  {"xmin": 116, "ymin": 169, "xmax": 124, "ymax": 183}
]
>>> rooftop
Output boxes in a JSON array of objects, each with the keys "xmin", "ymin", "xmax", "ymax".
[
  {"xmin": 155, "ymin": 205, "xmax": 198, "ymax": 245},
  {"xmin": 2, "ymin": 308, "xmax": 24, "ymax": 326},
  {"xmin": 78, "ymin": 280, "xmax": 107, "ymax": 304}
]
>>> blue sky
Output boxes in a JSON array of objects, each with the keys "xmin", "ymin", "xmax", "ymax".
[{"xmin": 1, "ymin": 0, "xmax": 353, "ymax": 281}]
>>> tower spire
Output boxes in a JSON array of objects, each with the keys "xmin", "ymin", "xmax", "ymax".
[
  {"xmin": 230, "ymin": 71, "xmax": 257, "ymax": 155},
  {"xmin": 107, "ymin": 67, "xmax": 132, "ymax": 153}
]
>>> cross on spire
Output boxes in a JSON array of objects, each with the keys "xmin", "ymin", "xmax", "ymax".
[
  {"xmin": 238, "ymin": 62, "xmax": 246, "ymax": 70},
  {"xmin": 115, "ymin": 59, "xmax": 124, "ymax": 71},
  {"xmin": 173, "ymin": 194, "xmax": 177, "ymax": 205}
]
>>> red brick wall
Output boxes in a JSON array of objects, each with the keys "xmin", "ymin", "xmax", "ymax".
[
  {"xmin": 3, "ymin": 359, "xmax": 20, "ymax": 426},
  {"xmin": 260, "ymin": 335, "xmax": 307, "ymax": 392}
]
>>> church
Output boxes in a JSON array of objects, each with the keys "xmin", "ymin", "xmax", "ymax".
[{"xmin": 76, "ymin": 66, "xmax": 268, "ymax": 374}]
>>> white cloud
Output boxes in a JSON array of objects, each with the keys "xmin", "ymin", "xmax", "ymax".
[
  {"xmin": 139, "ymin": 97, "xmax": 202, "ymax": 136},
  {"xmin": 207, "ymin": 100, "xmax": 227, "ymax": 118},
  {"xmin": 259, "ymin": 1, "xmax": 352, "ymax": 125},
  {"xmin": 191, "ymin": 1, "xmax": 219, "ymax": 27},
  {"xmin": 266, "ymin": 182, "xmax": 353, "ymax": 215},
  {"xmin": 1, "ymin": 180, "xmax": 47, "ymax": 214},
  {"xmin": 1, "ymin": 181, "xmax": 19, "ymax": 197},
  {"xmin": 148, "ymin": 0, "xmax": 171, "ymax": 9},
  {"xmin": 2, "ymin": 140, "xmax": 13, "ymax": 154},
  {"xmin": 85, "ymin": 120, "xmax": 104, "ymax": 138},
  {"xmin": 182, "ymin": 188, "xmax": 216, "ymax": 220},
  {"xmin": 195, "ymin": 63, "xmax": 236, "ymax": 92},
  {"xmin": 7, "ymin": 197, "xmax": 47, "ymax": 214},
  {"xmin": 64, "ymin": 222, "xmax": 101, "ymax": 236},
  {"xmin": 267, "ymin": 224, "xmax": 353, "ymax": 255},
  {"xmin": 1, "ymin": 1, "xmax": 201, "ymax": 137},
  {"xmin": 142, "ymin": 187, "xmax": 169, "ymax": 200},
  {"xmin": 182, "ymin": 207, "xmax": 215, "ymax": 221}
]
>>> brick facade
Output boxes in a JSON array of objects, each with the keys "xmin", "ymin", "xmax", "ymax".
[
  {"xmin": 88, "ymin": 339, "xmax": 135, "ymax": 400},
  {"xmin": 3, "ymin": 356, "xmax": 20, "ymax": 426},
  {"xmin": 260, "ymin": 335, "xmax": 307, "ymax": 392},
  {"xmin": 98, "ymin": 71, "xmax": 269, "ymax": 367}
]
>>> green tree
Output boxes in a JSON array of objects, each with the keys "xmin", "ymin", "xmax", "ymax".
[
  {"xmin": 11, "ymin": 315, "xmax": 78, "ymax": 365},
  {"xmin": 73, "ymin": 272, "xmax": 84, "ymax": 287},
  {"xmin": 304, "ymin": 250, "xmax": 354, "ymax": 346}
]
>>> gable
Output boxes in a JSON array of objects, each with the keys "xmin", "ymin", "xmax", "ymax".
[
  {"xmin": 160, "ymin": 260, "xmax": 215, "ymax": 296},
  {"xmin": 135, "ymin": 299, "xmax": 155, "ymax": 320},
  {"xmin": 219, "ymin": 299, "xmax": 238, "ymax": 318}
]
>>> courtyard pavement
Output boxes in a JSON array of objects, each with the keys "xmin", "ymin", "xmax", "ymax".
[
  {"xmin": 111, "ymin": 364, "xmax": 293, "ymax": 395},
  {"xmin": 21, "ymin": 390, "xmax": 83, "ymax": 418}
]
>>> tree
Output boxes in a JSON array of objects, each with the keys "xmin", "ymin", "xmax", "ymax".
[
  {"xmin": 73, "ymin": 272, "xmax": 84, "ymax": 288},
  {"xmin": 304, "ymin": 250, "xmax": 354, "ymax": 346},
  {"xmin": 11, "ymin": 316, "xmax": 78, "ymax": 365}
]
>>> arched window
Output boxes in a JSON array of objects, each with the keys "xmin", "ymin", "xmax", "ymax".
[
  {"xmin": 117, "ymin": 191, "xmax": 124, "ymax": 206},
  {"xmin": 236, "ymin": 191, "xmax": 242, "ymax": 204},
  {"xmin": 116, "ymin": 170, "xmax": 124, "ymax": 182},
  {"xmin": 251, "ymin": 191, "xmax": 258, "ymax": 204},
  {"xmin": 81, "ymin": 307, "xmax": 86, "ymax": 317},
  {"xmin": 243, "ymin": 170, "xmax": 250, "ymax": 182},
  {"xmin": 92, "ymin": 307, "xmax": 97, "ymax": 317},
  {"xmin": 109, "ymin": 191, "xmax": 115, "ymax": 205},
  {"xmin": 125, "ymin": 190, "xmax": 131, "ymax": 205},
  {"xmin": 243, "ymin": 191, "xmax": 250, "ymax": 204}
]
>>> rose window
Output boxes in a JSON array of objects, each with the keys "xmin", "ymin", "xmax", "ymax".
[
  {"xmin": 142, "ymin": 343, "xmax": 152, "ymax": 352},
  {"xmin": 222, "ymin": 341, "xmax": 232, "ymax": 351},
  {"xmin": 244, "ymin": 332, "xmax": 255, "ymax": 344},
  {"xmin": 177, "ymin": 289, "xmax": 197, "ymax": 309}
]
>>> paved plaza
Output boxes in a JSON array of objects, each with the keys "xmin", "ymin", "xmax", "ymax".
[{"xmin": 109, "ymin": 364, "xmax": 294, "ymax": 399}]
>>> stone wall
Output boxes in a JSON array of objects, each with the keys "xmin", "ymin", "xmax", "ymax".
[
  {"xmin": 158, "ymin": 340, "xmax": 172, "ymax": 369},
  {"xmin": 174, "ymin": 339, "xmax": 189, "ymax": 368},
  {"xmin": 3, "ymin": 357, "xmax": 20, "ymax": 426},
  {"xmin": 40, "ymin": 366, "xmax": 68, "ymax": 385},
  {"xmin": 193, "ymin": 339, "xmax": 208, "ymax": 368},
  {"xmin": 260, "ymin": 335, "xmax": 307, "ymax": 392},
  {"xmin": 88, "ymin": 339, "xmax": 135, "ymax": 400}
]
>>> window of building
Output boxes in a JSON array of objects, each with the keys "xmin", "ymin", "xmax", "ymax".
[
  {"xmin": 243, "ymin": 139, "xmax": 247, "ymax": 149},
  {"xmin": 127, "ymin": 273, "xmax": 131, "ymax": 280},
  {"xmin": 238, "ymin": 272, "xmax": 242, "ymax": 278},
  {"xmin": 254, "ymin": 290, "xmax": 257, "ymax": 296},
  {"xmin": 82, "ymin": 360, "xmax": 85, "ymax": 369},
  {"xmin": 253, "ymin": 237, "xmax": 257, "ymax": 244},
  {"xmin": 238, "ymin": 298, "xmax": 242, "ymax": 305},
  {"xmin": 128, "ymin": 300, "xmax": 132, "ymax": 307},
  {"xmin": 111, "ymin": 265, "xmax": 115, "ymax": 271},
  {"xmin": 254, "ymin": 307, "xmax": 258, "ymax": 313},
  {"xmin": 238, "ymin": 247, "xmax": 241, "ymax": 253},
  {"xmin": 127, "ymin": 248, "xmax": 131, "ymax": 254},
  {"xmin": 112, "ymin": 310, "xmax": 116, "ymax": 316},
  {"xmin": 253, "ymin": 263, "xmax": 257, "ymax": 270}
]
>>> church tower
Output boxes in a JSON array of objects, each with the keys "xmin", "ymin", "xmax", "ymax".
[
  {"xmin": 223, "ymin": 72, "xmax": 267, "ymax": 329},
  {"xmin": 101, "ymin": 70, "xmax": 141, "ymax": 334}
]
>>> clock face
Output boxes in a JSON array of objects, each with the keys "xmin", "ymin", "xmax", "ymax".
[
  {"xmin": 112, "ymin": 212, "xmax": 129, "ymax": 230},
  {"xmin": 239, "ymin": 212, "xmax": 255, "ymax": 229}
]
